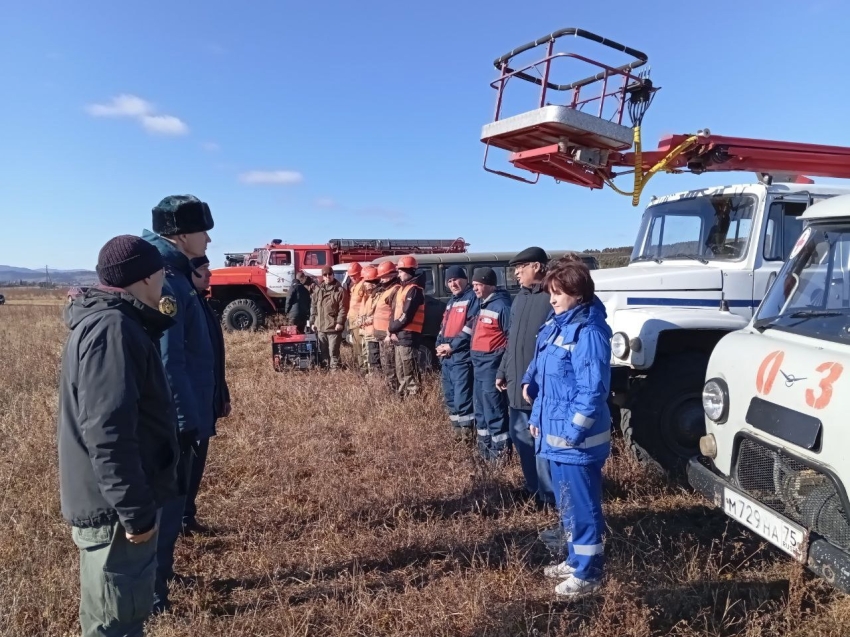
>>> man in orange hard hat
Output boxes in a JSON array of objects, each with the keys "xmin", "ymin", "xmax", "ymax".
[
  {"xmin": 346, "ymin": 262, "xmax": 367, "ymax": 372},
  {"xmin": 357, "ymin": 266, "xmax": 383, "ymax": 374},
  {"xmin": 371, "ymin": 260, "xmax": 402, "ymax": 392},
  {"xmin": 388, "ymin": 255, "xmax": 425, "ymax": 396}
]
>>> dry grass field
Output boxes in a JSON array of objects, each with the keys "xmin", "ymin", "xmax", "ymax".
[
  {"xmin": 0, "ymin": 286, "xmax": 67, "ymax": 306},
  {"xmin": 2, "ymin": 288, "xmax": 850, "ymax": 636}
]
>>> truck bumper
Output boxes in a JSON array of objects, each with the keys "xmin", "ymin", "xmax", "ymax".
[{"xmin": 687, "ymin": 457, "xmax": 850, "ymax": 594}]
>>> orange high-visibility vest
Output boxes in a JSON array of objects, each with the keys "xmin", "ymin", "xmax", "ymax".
[
  {"xmin": 393, "ymin": 282, "xmax": 424, "ymax": 333},
  {"xmin": 372, "ymin": 284, "xmax": 400, "ymax": 334},
  {"xmin": 349, "ymin": 280, "xmax": 366, "ymax": 321},
  {"xmin": 360, "ymin": 293, "xmax": 376, "ymax": 337}
]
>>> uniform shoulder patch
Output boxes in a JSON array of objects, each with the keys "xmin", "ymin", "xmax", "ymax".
[{"xmin": 159, "ymin": 295, "xmax": 178, "ymax": 317}]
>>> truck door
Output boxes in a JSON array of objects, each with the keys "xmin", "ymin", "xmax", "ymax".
[
  {"xmin": 266, "ymin": 249, "xmax": 295, "ymax": 296},
  {"xmin": 754, "ymin": 196, "xmax": 832, "ymax": 309}
]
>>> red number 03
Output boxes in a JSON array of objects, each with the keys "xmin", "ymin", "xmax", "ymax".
[
  {"xmin": 806, "ymin": 362, "xmax": 844, "ymax": 410},
  {"xmin": 755, "ymin": 351, "xmax": 844, "ymax": 410}
]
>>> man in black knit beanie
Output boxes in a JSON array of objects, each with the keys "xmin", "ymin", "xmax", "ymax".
[{"xmin": 58, "ymin": 234, "xmax": 179, "ymax": 637}]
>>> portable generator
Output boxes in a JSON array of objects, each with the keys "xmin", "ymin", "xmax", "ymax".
[{"xmin": 272, "ymin": 326, "xmax": 319, "ymax": 371}]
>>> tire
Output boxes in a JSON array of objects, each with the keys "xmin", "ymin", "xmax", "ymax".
[
  {"xmin": 418, "ymin": 341, "xmax": 438, "ymax": 373},
  {"xmin": 221, "ymin": 298, "xmax": 266, "ymax": 332},
  {"xmin": 620, "ymin": 352, "xmax": 709, "ymax": 475}
]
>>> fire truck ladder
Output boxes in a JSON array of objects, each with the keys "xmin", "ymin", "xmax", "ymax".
[
  {"xmin": 481, "ymin": 28, "xmax": 850, "ymax": 205},
  {"xmin": 328, "ymin": 238, "xmax": 469, "ymax": 254}
]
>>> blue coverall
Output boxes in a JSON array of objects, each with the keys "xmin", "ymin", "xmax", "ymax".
[
  {"xmin": 470, "ymin": 288, "xmax": 512, "ymax": 459},
  {"xmin": 436, "ymin": 286, "xmax": 479, "ymax": 431},
  {"xmin": 523, "ymin": 296, "xmax": 612, "ymax": 582}
]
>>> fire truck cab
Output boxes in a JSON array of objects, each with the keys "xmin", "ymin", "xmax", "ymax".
[{"xmin": 689, "ymin": 194, "xmax": 850, "ymax": 593}]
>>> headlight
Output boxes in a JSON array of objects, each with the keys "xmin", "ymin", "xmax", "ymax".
[
  {"xmin": 702, "ymin": 378, "xmax": 729, "ymax": 423},
  {"xmin": 611, "ymin": 332, "xmax": 630, "ymax": 359}
]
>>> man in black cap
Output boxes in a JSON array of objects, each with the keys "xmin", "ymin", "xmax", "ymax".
[
  {"xmin": 469, "ymin": 267, "xmax": 512, "ymax": 460},
  {"xmin": 58, "ymin": 235, "xmax": 179, "ymax": 637},
  {"xmin": 181, "ymin": 255, "xmax": 231, "ymax": 537},
  {"xmin": 496, "ymin": 247, "xmax": 556, "ymax": 508},
  {"xmin": 435, "ymin": 265, "xmax": 480, "ymax": 440},
  {"xmin": 142, "ymin": 194, "xmax": 216, "ymax": 612}
]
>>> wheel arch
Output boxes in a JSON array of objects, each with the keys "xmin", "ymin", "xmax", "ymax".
[{"xmin": 209, "ymin": 283, "xmax": 276, "ymax": 313}]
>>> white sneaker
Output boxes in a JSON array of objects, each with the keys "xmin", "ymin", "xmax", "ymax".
[
  {"xmin": 543, "ymin": 561, "xmax": 575, "ymax": 579},
  {"xmin": 554, "ymin": 575, "xmax": 602, "ymax": 597}
]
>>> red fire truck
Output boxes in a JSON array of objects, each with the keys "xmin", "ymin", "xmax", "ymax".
[{"xmin": 209, "ymin": 237, "xmax": 469, "ymax": 331}]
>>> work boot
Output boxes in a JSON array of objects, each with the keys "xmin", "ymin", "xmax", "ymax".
[
  {"xmin": 181, "ymin": 518, "xmax": 213, "ymax": 537},
  {"xmin": 453, "ymin": 427, "xmax": 473, "ymax": 442}
]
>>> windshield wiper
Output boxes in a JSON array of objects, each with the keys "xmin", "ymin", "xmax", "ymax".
[
  {"xmin": 753, "ymin": 316, "xmax": 779, "ymax": 332},
  {"xmin": 788, "ymin": 310, "xmax": 843, "ymax": 319},
  {"xmin": 659, "ymin": 253, "xmax": 709, "ymax": 265}
]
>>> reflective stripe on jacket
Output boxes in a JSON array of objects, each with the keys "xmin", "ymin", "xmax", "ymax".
[{"xmin": 522, "ymin": 296, "xmax": 612, "ymax": 465}]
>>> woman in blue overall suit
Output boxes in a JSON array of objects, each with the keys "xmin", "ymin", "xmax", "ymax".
[{"xmin": 522, "ymin": 259, "xmax": 612, "ymax": 597}]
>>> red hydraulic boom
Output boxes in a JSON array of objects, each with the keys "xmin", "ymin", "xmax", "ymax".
[{"xmin": 481, "ymin": 28, "xmax": 850, "ymax": 204}]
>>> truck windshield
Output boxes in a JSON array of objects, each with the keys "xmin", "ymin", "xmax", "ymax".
[
  {"xmin": 631, "ymin": 193, "xmax": 758, "ymax": 263},
  {"xmin": 755, "ymin": 223, "xmax": 850, "ymax": 342}
]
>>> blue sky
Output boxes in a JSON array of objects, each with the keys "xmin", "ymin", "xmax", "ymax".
[{"xmin": 1, "ymin": 0, "xmax": 848, "ymax": 269}]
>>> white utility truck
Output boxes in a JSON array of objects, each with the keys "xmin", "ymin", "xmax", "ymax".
[
  {"xmin": 689, "ymin": 194, "xmax": 850, "ymax": 592},
  {"xmin": 597, "ymin": 181, "xmax": 850, "ymax": 471},
  {"xmin": 480, "ymin": 27, "xmax": 850, "ymax": 472}
]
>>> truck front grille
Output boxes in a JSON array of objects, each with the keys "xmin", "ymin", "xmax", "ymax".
[{"xmin": 734, "ymin": 437, "xmax": 850, "ymax": 550}]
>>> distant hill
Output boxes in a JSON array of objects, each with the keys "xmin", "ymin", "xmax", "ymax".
[
  {"xmin": 0, "ymin": 265, "xmax": 98, "ymax": 285},
  {"xmin": 582, "ymin": 246, "xmax": 632, "ymax": 269}
]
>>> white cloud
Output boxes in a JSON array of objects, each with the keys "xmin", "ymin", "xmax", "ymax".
[
  {"xmin": 85, "ymin": 94, "xmax": 188, "ymax": 136},
  {"xmin": 201, "ymin": 141, "xmax": 220, "ymax": 152},
  {"xmin": 141, "ymin": 114, "xmax": 189, "ymax": 136},
  {"xmin": 239, "ymin": 170, "xmax": 304, "ymax": 185},
  {"xmin": 315, "ymin": 197, "xmax": 338, "ymax": 208},
  {"xmin": 86, "ymin": 94, "xmax": 154, "ymax": 118}
]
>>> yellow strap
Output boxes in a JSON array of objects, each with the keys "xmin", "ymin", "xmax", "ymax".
[{"xmin": 600, "ymin": 128, "xmax": 700, "ymax": 206}]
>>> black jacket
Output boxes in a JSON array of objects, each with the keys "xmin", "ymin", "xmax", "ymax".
[
  {"xmin": 201, "ymin": 291, "xmax": 231, "ymax": 420},
  {"xmin": 497, "ymin": 282, "xmax": 552, "ymax": 411},
  {"xmin": 286, "ymin": 279, "xmax": 311, "ymax": 322},
  {"xmin": 388, "ymin": 272, "xmax": 425, "ymax": 348},
  {"xmin": 57, "ymin": 288, "xmax": 180, "ymax": 535}
]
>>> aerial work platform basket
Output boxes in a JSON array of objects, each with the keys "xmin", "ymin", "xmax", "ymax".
[
  {"xmin": 482, "ymin": 28, "xmax": 850, "ymax": 204},
  {"xmin": 481, "ymin": 28, "xmax": 652, "ymax": 189}
]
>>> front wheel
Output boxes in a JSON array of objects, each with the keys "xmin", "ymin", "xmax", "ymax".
[
  {"xmin": 418, "ymin": 341, "xmax": 438, "ymax": 373},
  {"xmin": 221, "ymin": 298, "xmax": 266, "ymax": 332},
  {"xmin": 620, "ymin": 352, "xmax": 709, "ymax": 475}
]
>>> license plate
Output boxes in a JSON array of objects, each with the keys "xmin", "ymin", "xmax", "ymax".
[{"xmin": 723, "ymin": 487, "xmax": 808, "ymax": 561}]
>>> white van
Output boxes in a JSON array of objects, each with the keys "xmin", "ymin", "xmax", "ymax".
[{"xmin": 690, "ymin": 194, "xmax": 850, "ymax": 593}]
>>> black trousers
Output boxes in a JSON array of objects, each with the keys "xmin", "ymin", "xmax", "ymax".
[{"xmin": 183, "ymin": 437, "xmax": 209, "ymax": 524}]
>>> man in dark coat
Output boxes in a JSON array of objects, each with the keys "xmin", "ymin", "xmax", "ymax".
[
  {"xmin": 142, "ymin": 194, "xmax": 215, "ymax": 612},
  {"xmin": 58, "ymin": 235, "xmax": 179, "ymax": 637},
  {"xmin": 496, "ymin": 247, "xmax": 556, "ymax": 507},
  {"xmin": 286, "ymin": 271, "xmax": 312, "ymax": 333},
  {"xmin": 182, "ymin": 255, "xmax": 231, "ymax": 536}
]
